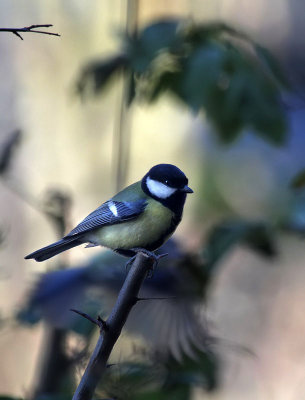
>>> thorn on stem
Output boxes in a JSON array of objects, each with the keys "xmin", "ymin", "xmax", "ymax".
[
  {"xmin": 97, "ymin": 315, "xmax": 108, "ymax": 331},
  {"xmin": 70, "ymin": 309, "xmax": 108, "ymax": 331},
  {"xmin": 135, "ymin": 296, "xmax": 176, "ymax": 302},
  {"xmin": 157, "ymin": 252, "xmax": 168, "ymax": 260},
  {"xmin": 13, "ymin": 31, "xmax": 23, "ymax": 40}
]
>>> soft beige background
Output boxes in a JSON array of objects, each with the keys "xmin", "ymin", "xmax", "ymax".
[{"xmin": 0, "ymin": 1, "xmax": 305, "ymax": 399}]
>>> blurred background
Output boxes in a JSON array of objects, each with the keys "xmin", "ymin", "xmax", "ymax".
[{"xmin": 1, "ymin": 1, "xmax": 305, "ymax": 399}]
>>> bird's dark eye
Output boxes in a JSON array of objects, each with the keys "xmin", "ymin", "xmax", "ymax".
[{"xmin": 165, "ymin": 180, "xmax": 169, "ymax": 185}]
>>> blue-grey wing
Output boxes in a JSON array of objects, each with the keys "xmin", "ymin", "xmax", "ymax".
[{"xmin": 65, "ymin": 200, "xmax": 147, "ymax": 237}]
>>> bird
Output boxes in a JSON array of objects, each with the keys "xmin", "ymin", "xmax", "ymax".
[{"xmin": 25, "ymin": 164, "xmax": 193, "ymax": 262}]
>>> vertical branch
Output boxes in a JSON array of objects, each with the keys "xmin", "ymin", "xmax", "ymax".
[
  {"xmin": 72, "ymin": 252, "xmax": 154, "ymax": 400},
  {"xmin": 33, "ymin": 192, "xmax": 74, "ymax": 398},
  {"xmin": 113, "ymin": 0, "xmax": 139, "ymax": 192},
  {"xmin": 33, "ymin": 329, "xmax": 73, "ymax": 397}
]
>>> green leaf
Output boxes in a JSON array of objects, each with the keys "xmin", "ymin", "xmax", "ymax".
[
  {"xmin": 179, "ymin": 42, "xmax": 226, "ymax": 112},
  {"xmin": 145, "ymin": 69, "xmax": 183, "ymax": 103},
  {"xmin": 243, "ymin": 223, "xmax": 276, "ymax": 256},
  {"xmin": 204, "ymin": 221, "xmax": 247, "ymax": 269},
  {"xmin": 255, "ymin": 44, "xmax": 289, "ymax": 87},
  {"xmin": 243, "ymin": 71, "xmax": 287, "ymax": 145},
  {"xmin": 254, "ymin": 108, "xmax": 287, "ymax": 145},
  {"xmin": 204, "ymin": 220, "xmax": 276, "ymax": 270},
  {"xmin": 183, "ymin": 21, "xmax": 249, "ymax": 46},
  {"xmin": 76, "ymin": 55, "xmax": 127, "ymax": 97},
  {"xmin": 164, "ymin": 348, "xmax": 218, "ymax": 392},
  {"xmin": 126, "ymin": 20, "xmax": 180, "ymax": 73},
  {"xmin": 76, "ymin": 18, "xmax": 288, "ymax": 147}
]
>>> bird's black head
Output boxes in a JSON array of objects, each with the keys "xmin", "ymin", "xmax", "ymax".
[{"xmin": 141, "ymin": 164, "xmax": 193, "ymax": 215}]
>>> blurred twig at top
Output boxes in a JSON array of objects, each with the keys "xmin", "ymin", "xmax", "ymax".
[
  {"xmin": 0, "ymin": 24, "xmax": 60, "ymax": 40},
  {"xmin": 77, "ymin": 18, "xmax": 289, "ymax": 147}
]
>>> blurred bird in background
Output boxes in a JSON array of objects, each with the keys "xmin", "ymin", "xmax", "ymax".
[{"xmin": 19, "ymin": 239, "xmax": 210, "ymax": 361}]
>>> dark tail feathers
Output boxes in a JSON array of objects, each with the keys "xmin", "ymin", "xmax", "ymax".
[{"xmin": 25, "ymin": 237, "xmax": 82, "ymax": 262}]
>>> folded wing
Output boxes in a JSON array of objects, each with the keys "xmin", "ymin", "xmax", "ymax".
[{"xmin": 65, "ymin": 200, "xmax": 147, "ymax": 237}]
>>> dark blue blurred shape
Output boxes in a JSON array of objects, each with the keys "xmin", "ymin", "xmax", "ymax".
[{"xmin": 19, "ymin": 240, "xmax": 209, "ymax": 360}]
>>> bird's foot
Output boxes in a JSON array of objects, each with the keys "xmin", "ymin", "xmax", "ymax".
[{"xmin": 125, "ymin": 248, "xmax": 168, "ymax": 278}]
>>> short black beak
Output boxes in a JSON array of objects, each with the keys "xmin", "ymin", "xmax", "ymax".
[{"xmin": 181, "ymin": 185, "xmax": 193, "ymax": 193}]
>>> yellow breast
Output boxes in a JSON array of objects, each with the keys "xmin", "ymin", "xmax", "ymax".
[{"xmin": 93, "ymin": 201, "xmax": 174, "ymax": 251}]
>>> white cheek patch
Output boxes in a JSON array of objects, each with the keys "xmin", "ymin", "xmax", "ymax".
[
  {"xmin": 108, "ymin": 201, "xmax": 118, "ymax": 217},
  {"xmin": 146, "ymin": 177, "xmax": 176, "ymax": 199}
]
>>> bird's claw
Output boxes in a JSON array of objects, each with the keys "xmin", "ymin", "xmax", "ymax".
[{"xmin": 125, "ymin": 248, "xmax": 168, "ymax": 278}]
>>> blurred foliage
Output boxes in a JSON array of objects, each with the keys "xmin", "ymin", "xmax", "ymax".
[
  {"xmin": 77, "ymin": 19, "xmax": 287, "ymax": 144},
  {"xmin": 76, "ymin": 55, "xmax": 128, "ymax": 97},
  {"xmin": 99, "ymin": 348, "xmax": 217, "ymax": 400},
  {"xmin": 42, "ymin": 189, "xmax": 72, "ymax": 237},
  {"xmin": 0, "ymin": 130, "xmax": 23, "ymax": 252},
  {"xmin": 0, "ymin": 130, "xmax": 22, "ymax": 176},
  {"xmin": 282, "ymin": 195, "xmax": 305, "ymax": 234},
  {"xmin": 0, "ymin": 397, "xmax": 24, "ymax": 400},
  {"xmin": 204, "ymin": 219, "xmax": 276, "ymax": 270},
  {"xmin": 176, "ymin": 220, "xmax": 277, "ymax": 302},
  {"xmin": 291, "ymin": 168, "xmax": 305, "ymax": 189}
]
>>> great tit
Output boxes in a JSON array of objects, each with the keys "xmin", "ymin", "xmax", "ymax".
[{"xmin": 25, "ymin": 164, "xmax": 193, "ymax": 262}]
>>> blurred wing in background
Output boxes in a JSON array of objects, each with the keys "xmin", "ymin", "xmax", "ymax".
[
  {"xmin": 18, "ymin": 240, "xmax": 209, "ymax": 360},
  {"xmin": 126, "ymin": 290, "xmax": 208, "ymax": 361}
]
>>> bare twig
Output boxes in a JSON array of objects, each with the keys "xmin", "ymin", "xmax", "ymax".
[
  {"xmin": 0, "ymin": 24, "xmax": 60, "ymax": 40},
  {"xmin": 72, "ymin": 252, "xmax": 155, "ymax": 400}
]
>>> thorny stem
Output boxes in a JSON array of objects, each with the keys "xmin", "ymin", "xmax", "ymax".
[{"xmin": 72, "ymin": 252, "xmax": 156, "ymax": 400}]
